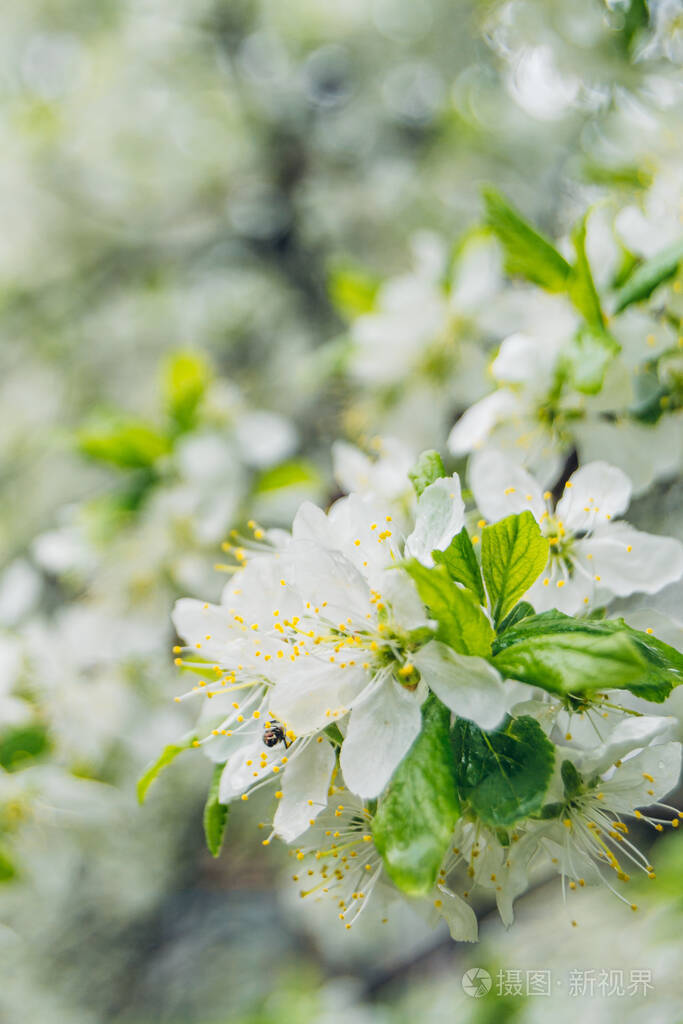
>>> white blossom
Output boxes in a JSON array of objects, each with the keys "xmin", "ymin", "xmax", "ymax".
[
  {"xmin": 540, "ymin": 739, "xmax": 683, "ymax": 909},
  {"xmin": 173, "ymin": 475, "xmax": 513, "ymax": 807},
  {"xmin": 469, "ymin": 449, "xmax": 683, "ymax": 613}
]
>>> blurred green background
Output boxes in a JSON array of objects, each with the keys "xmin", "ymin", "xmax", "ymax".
[{"xmin": 0, "ymin": 1, "xmax": 682, "ymax": 1021}]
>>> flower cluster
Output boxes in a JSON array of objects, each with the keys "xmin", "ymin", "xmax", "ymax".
[
  {"xmin": 446, "ymin": 193, "xmax": 683, "ymax": 494},
  {"xmin": 158, "ymin": 450, "xmax": 683, "ymax": 941}
]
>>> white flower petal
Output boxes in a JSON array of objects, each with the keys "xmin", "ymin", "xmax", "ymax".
[
  {"xmin": 404, "ymin": 474, "xmax": 465, "ymax": 566},
  {"xmin": 172, "ymin": 598, "xmax": 238, "ymax": 660},
  {"xmin": 573, "ymin": 415, "xmax": 682, "ymax": 497},
  {"xmin": 541, "ymin": 833, "xmax": 603, "ymax": 885},
  {"xmin": 198, "ymin": 694, "xmax": 264, "ymax": 761},
  {"xmin": 494, "ymin": 833, "xmax": 540, "ymax": 926},
  {"xmin": 236, "ymin": 410, "xmax": 298, "ymax": 468},
  {"xmin": 332, "ymin": 439, "xmax": 414, "ymax": 502},
  {"xmin": 622, "ymin": 609, "xmax": 683, "ymax": 651},
  {"xmin": 604, "ymin": 741, "xmax": 682, "ymax": 812},
  {"xmin": 450, "ymin": 234, "xmax": 502, "ymax": 313},
  {"xmin": 292, "ymin": 501, "xmax": 334, "ymax": 547},
  {"xmin": 447, "ymin": 390, "xmax": 520, "ymax": 456},
  {"xmin": 576, "ymin": 715, "xmax": 676, "ymax": 776},
  {"xmin": 274, "ymin": 738, "xmax": 335, "ymax": 842},
  {"xmin": 579, "ymin": 523, "xmax": 683, "ymax": 598},
  {"xmin": 469, "ymin": 449, "xmax": 545, "ymax": 523},
  {"xmin": 555, "ymin": 462, "xmax": 632, "ymax": 532},
  {"xmin": 340, "ymin": 675, "xmax": 424, "ymax": 798},
  {"xmin": 327, "ymin": 493, "xmax": 395, "ymax": 577},
  {"xmin": 525, "ymin": 562, "xmax": 591, "ymax": 615},
  {"xmin": 434, "ymin": 885, "xmax": 478, "ymax": 942},
  {"xmin": 331, "ymin": 442, "xmax": 376, "ymax": 496},
  {"xmin": 491, "ymin": 332, "xmax": 556, "ymax": 387},
  {"xmin": 220, "ymin": 554, "xmax": 299, "ymax": 623},
  {"xmin": 287, "ymin": 540, "xmax": 372, "ymax": 624},
  {"xmin": 380, "ymin": 570, "xmax": 429, "ymax": 632},
  {"xmin": 270, "ymin": 661, "xmax": 369, "ymax": 735},
  {"xmin": 413, "ymin": 640, "xmax": 506, "ymax": 731},
  {"xmin": 219, "ymin": 731, "xmax": 276, "ymax": 802}
]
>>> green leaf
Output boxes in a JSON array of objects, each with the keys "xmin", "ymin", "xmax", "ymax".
[
  {"xmin": 137, "ymin": 735, "xmax": 196, "ymax": 804},
  {"xmin": 163, "ymin": 350, "xmax": 211, "ymax": 432},
  {"xmin": 0, "ymin": 847, "xmax": 17, "ymax": 883},
  {"xmin": 535, "ymin": 801, "xmax": 564, "ymax": 820},
  {"xmin": 614, "ymin": 0, "xmax": 650, "ymax": 55},
  {"xmin": 408, "ymin": 450, "xmax": 446, "ymax": 497},
  {"xmin": 480, "ymin": 511, "xmax": 549, "ymax": 627},
  {"xmin": 581, "ymin": 160, "xmax": 652, "ymax": 193},
  {"xmin": 452, "ymin": 715, "xmax": 555, "ymax": 828},
  {"xmin": 490, "ymin": 611, "xmax": 683, "ymax": 702},
  {"xmin": 372, "ymin": 696, "xmax": 460, "ymax": 895},
  {"xmin": 328, "ymin": 264, "xmax": 380, "ymax": 317},
  {"xmin": 563, "ymin": 325, "xmax": 620, "ymax": 395},
  {"xmin": 561, "ymin": 759, "xmax": 583, "ymax": 800},
  {"xmin": 203, "ymin": 763, "xmax": 229, "ymax": 858},
  {"xmin": 77, "ymin": 415, "xmax": 171, "ymax": 470},
  {"xmin": 611, "ymin": 241, "xmax": 640, "ymax": 289},
  {"xmin": 483, "ymin": 188, "xmax": 571, "ymax": 292},
  {"xmin": 0, "ymin": 724, "xmax": 50, "ymax": 772},
  {"xmin": 432, "ymin": 526, "xmax": 485, "ymax": 605},
  {"xmin": 403, "ymin": 560, "xmax": 494, "ymax": 657},
  {"xmin": 497, "ymin": 601, "xmax": 535, "ymax": 634},
  {"xmin": 630, "ymin": 361, "xmax": 668, "ymax": 424},
  {"xmin": 613, "ymin": 238, "xmax": 683, "ymax": 312},
  {"xmin": 253, "ymin": 459, "xmax": 322, "ymax": 494},
  {"xmin": 568, "ymin": 213, "xmax": 605, "ymax": 330},
  {"xmin": 323, "ymin": 723, "xmax": 344, "ymax": 747}
]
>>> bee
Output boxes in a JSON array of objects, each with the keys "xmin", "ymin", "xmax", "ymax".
[{"xmin": 263, "ymin": 721, "xmax": 290, "ymax": 749}]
